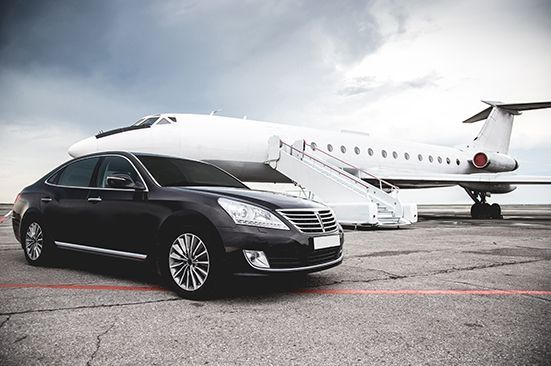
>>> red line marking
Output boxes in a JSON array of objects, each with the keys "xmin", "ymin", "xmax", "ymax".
[
  {"xmin": 296, "ymin": 289, "xmax": 551, "ymax": 295},
  {"xmin": 0, "ymin": 283, "xmax": 167, "ymax": 291}
]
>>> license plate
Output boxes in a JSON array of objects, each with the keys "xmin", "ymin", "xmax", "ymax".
[{"xmin": 313, "ymin": 235, "xmax": 340, "ymax": 250}]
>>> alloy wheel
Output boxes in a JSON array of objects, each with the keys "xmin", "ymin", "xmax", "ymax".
[
  {"xmin": 25, "ymin": 222, "xmax": 43, "ymax": 261},
  {"xmin": 168, "ymin": 233, "xmax": 210, "ymax": 291}
]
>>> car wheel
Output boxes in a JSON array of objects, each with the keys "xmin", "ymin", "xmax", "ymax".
[
  {"xmin": 160, "ymin": 229, "xmax": 221, "ymax": 300},
  {"xmin": 22, "ymin": 219, "xmax": 54, "ymax": 265}
]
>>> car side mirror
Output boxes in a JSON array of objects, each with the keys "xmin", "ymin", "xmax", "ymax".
[{"xmin": 106, "ymin": 174, "xmax": 145, "ymax": 190}]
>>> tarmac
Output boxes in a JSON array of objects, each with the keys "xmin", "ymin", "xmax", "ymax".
[{"xmin": 0, "ymin": 204, "xmax": 550, "ymax": 365}]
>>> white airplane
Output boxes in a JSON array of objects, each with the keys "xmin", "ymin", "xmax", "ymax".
[{"xmin": 68, "ymin": 100, "xmax": 551, "ymax": 223}]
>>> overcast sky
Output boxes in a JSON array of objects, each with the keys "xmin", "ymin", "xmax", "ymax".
[{"xmin": 1, "ymin": 0, "xmax": 550, "ymax": 203}]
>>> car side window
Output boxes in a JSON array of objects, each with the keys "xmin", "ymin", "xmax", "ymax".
[
  {"xmin": 57, "ymin": 158, "xmax": 100, "ymax": 187},
  {"xmin": 95, "ymin": 156, "xmax": 142, "ymax": 188}
]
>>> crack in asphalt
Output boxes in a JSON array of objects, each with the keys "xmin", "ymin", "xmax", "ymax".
[
  {"xmin": 0, "ymin": 298, "xmax": 181, "ymax": 316},
  {"xmin": 0, "ymin": 315, "xmax": 10, "ymax": 329},
  {"xmin": 305, "ymin": 259, "xmax": 548, "ymax": 289},
  {"xmin": 14, "ymin": 335, "xmax": 27, "ymax": 343},
  {"xmin": 87, "ymin": 321, "xmax": 116, "ymax": 366}
]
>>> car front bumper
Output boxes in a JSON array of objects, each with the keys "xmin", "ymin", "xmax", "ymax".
[{"xmin": 218, "ymin": 225, "xmax": 344, "ymax": 275}]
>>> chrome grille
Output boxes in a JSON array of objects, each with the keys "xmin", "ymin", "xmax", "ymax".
[{"xmin": 277, "ymin": 209, "xmax": 338, "ymax": 234}]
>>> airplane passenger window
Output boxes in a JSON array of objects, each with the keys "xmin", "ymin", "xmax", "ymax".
[
  {"xmin": 429, "ymin": 155, "xmax": 434, "ymax": 163},
  {"xmin": 446, "ymin": 157, "xmax": 451, "ymax": 164},
  {"xmin": 392, "ymin": 151, "xmax": 398, "ymax": 159},
  {"xmin": 438, "ymin": 156, "xmax": 442, "ymax": 164},
  {"xmin": 368, "ymin": 148, "xmax": 374, "ymax": 156},
  {"xmin": 340, "ymin": 145, "xmax": 346, "ymax": 154},
  {"xmin": 381, "ymin": 150, "xmax": 387, "ymax": 158},
  {"xmin": 404, "ymin": 152, "xmax": 410, "ymax": 160},
  {"xmin": 418, "ymin": 154, "xmax": 423, "ymax": 161},
  {"xmin": 310, "ymin": 142, "xmax": 317, "ymax": 150},
  {"xmin": 327, "ymin": 144, "xmax": 333, "ymax": 152},
  {"xmin": 354, "ymin": 147, "xmax": 360, "ymax": 155},
  {"xmin": 456, "ymin": 159, "xmax": 461, "ymax": 165}
]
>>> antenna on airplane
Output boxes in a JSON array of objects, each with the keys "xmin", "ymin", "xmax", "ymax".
[{"xmin": 210, "ymin": 109, "xmax": 222, "ymax": 116}]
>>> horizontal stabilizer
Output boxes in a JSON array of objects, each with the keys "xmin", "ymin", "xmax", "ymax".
[
  {"xmin": 463, "ymin": 100, "xmax": 551, "ymax": 123},
  {"xmin": 463, "ymin": 106, "xmax": 492, "ymax": 124}
]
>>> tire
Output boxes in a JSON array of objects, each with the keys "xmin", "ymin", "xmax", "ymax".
[
  {"xmin": 481, "ymin": 203, "xmax": 492, "ymax": 219},
  {"xmin": 159, "ymin": 228, "xmax": 222, "ymax": 300},
  {"xmin": 470, "ymin": 203, "xmax": 483, "ymax": 219},
  {"xmin": 22, "ymin": 218, "xmax": 55, "ymax": 266},
  {"xmin": 489, "ymin": 203, "xmax": 502, "ymax": 219}
]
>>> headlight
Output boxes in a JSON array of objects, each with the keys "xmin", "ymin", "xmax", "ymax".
[{"xmin": 218, "ymin": 198, "xmax": 289, "ymax": 230}]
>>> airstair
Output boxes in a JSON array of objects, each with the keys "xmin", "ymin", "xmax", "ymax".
[{"xmin": 266, "ymin": 136, "xmax": 417, "ymax": 227}]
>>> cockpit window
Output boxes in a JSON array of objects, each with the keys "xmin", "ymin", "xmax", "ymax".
[
  {"xmin": 132, "ymin": 117, "xmax": 159, "ymax": 127},
  {"xmin": 168, "ymin": 117, "xmax": 177, "ymax": 122},
  {"xmin": 155, "ymin": 118, "xmax": 171, "ymax": 125},
  {"xmin": 132, "ymin": 117, "xmax": 145, "ymax": 126}
]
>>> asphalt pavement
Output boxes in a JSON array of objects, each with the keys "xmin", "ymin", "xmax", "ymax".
[{"xmin": 0, "ymin": 204, "xmax": 550, "ymax": 365}]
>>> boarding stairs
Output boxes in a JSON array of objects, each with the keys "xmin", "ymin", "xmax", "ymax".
[{"xmin": 266, "ymin": 136, "xmax": 417, "ymax": 227}]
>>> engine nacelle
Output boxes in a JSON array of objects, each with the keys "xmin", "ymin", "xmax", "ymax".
[{"xmin": 471, "ymin": 152, "xmax": 519, "ymax": 172}]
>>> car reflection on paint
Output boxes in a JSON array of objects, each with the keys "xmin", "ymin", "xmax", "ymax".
[{"xmin": 12, "ymin": 152, "xmax": 344, "ymax": 299}]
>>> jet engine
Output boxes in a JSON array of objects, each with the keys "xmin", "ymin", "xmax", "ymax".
[{"xmin": 471, "ymin": 152, "xmax": 519, "ymax": 172}]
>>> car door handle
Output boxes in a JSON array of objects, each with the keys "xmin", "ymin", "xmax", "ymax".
[
  {"xmin": 88, "ymin": 197, "xmax": 102, "ymax": 203},
  {"xmin": 41, "ymin": 197, "xmax": 52, "ymax": 202}
]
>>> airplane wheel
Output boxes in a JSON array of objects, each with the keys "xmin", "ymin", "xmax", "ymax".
[
  {"xmin": 470, "ymin": 203, "xmax": 483, "ymax": 219},
  {"xmin": 489, "ymin": 203, "xmax": 502, "ymax": 219},
  {"xmin": 481, "ymin": 203, "xmax": 492, "ymax": 219}
]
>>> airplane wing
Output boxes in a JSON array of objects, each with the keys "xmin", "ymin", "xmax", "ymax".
[
  {"xmin": 380, "ymin": 173, "xmax": 551, "ymax": 184},
  {"xmin": 361, "ymin": 170, "xmax": 551, "ymax": 188}
]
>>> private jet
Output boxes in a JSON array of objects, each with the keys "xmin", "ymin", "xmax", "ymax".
[{"xmin": 68, "ymin": 101, "xmax": 551, "ymax": 225}]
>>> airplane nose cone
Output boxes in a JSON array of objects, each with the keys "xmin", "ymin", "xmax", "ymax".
[{"xmin": 68, "ymin": 137, "xmax": 97, "ymax": 157}]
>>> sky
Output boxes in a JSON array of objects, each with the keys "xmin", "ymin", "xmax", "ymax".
[{"xmin": 0, "ymin": 0, "xmax": 550, "ymax": 204}]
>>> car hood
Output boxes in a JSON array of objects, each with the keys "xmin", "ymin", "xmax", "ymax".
[{"xmin": 183, "ymin": 187, "xmax": 327, "ymax": 210}]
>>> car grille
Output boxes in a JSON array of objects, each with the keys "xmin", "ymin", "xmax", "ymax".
[
  {"xmin": 277, "ymin": 209, "xmax": 338, "ymax": 234},
  {"xmin": 267, "ymin": 247, "xmax": 342, "ymax": 269}
]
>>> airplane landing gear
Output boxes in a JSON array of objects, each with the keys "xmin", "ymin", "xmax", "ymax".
[{"xmin": 464, "ymin": 189, "xmax": 502, "ymax": 219}]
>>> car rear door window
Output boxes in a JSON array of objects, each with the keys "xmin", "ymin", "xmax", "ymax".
[{"xmin": 57, "ymin": 158, "xmax": 99, "ymax": 187}]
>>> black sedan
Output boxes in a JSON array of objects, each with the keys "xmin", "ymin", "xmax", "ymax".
[{"xmin": 12, "ymin": 152, "xmax": 344, "ymax": 299}]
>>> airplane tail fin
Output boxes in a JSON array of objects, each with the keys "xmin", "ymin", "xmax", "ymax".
[{"xmin": 464, "ymin": 101, "xmax": 551, "ymax": 154}]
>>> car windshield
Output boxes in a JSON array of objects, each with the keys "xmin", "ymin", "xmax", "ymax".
[{"xmin": 137, "ymin": 155, "xmax": 248, "ymax": 189}]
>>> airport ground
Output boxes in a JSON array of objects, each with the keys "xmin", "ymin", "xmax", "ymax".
[{"xmin": 0, "ymin": 204, "xmax": 550, "ymax": 365}]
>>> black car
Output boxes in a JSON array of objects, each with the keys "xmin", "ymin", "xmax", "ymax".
[{"xmin": 12, "ymin": 152, "xmax": 344, "ymax": 299}]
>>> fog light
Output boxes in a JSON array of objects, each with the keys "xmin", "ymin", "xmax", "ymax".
[{"xmin": 243, "ymin": 250, "xmax": 270, "ymax": 269}]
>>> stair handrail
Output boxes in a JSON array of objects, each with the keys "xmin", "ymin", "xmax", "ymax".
[
  {"xmin": 279, "ymin": 140, "xmax": 383, "ymax": 195},
  {"xmin": 301, "ymin": 141, "xmax": 399, "ymax": 192}
]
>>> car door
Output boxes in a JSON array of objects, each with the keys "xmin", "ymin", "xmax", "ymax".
[
  {"xmin": 85, "ymin": 155, "xmax": 155, "ymax": 255},
  {"xmin": 42, "ymin": 157, "xmax": 100, "ymax": 245}
]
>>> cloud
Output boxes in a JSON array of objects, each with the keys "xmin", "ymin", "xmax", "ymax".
[{"xmin": 0, "ymin": 0, "xmax": 550, "ymax": 203}]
